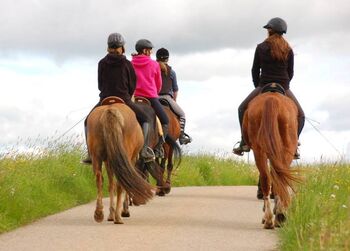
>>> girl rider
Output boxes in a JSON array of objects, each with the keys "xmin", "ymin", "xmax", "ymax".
[
  {"xmin": 156, "ymin": 47, "xmax": 192, "ymax": 145},
  {"xmin": 82, "ymin": 33, "xmax": 155, "ymax": 164},
  {"xmin": 131, "ymin": 39, "xmax": 169, "ymax": 158},
  {"xmin": 232, "ymin": 18, "xmax": 305, "ymax": 159}
]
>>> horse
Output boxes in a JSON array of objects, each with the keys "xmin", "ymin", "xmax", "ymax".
[
  {"xmin": 134, "ymin": 97, "xmax": 181, "ymax": 196},
  {"xmin": 242, "ymin": 91, "xmax": 300, "ymax": 229},
  {"xmin": 86, "ymin": 99, "xmax": 154, "ymax": 224},
  {"xmin": 157, "ymin": 101, "xmax": 181, "ymax": 195}
]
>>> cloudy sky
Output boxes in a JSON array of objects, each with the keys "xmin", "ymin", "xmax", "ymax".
[{"xmin": 1, "ymin": 0, "xmax": 350, "ymax": 162}]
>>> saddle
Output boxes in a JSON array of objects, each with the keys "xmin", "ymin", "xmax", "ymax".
[
  {"xmin": 134, "ymin": 96, "xmax": 163, "ymax": 136},
  {"xmin": 159, "ymin": 98, "xmax": 180, "ymax": 119},
  {"xmin": 261, "ymin": 83, "xmax": 286, "ymax": 95},
  {"xmin": 101, "ymin": 96, "xmax": 125, "ymax": 106}
]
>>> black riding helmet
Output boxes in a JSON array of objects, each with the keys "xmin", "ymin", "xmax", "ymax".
[
  {"xmin": 156, "ymin": 48, "xmax": 169, "ymax": 60},
  {"xmin": 263, "ymin": 17, "xmax": 287, "ymax": 34},
  {"xmin": 107, "ymin": 33, "xmax": 125, "ymax": 49},
  {"xmin": 135, "ymin": 39, "xmax": 154, "ymax": 53}
]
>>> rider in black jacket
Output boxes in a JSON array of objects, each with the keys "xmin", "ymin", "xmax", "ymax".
[{"xmin": 233, "ymin": 18, "xmax": 305, "ymax": 159}]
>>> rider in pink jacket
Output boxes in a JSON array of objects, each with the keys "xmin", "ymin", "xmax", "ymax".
[{"xmin": 133, "ymin": 55, "xmax": 162, "ymax": 98}]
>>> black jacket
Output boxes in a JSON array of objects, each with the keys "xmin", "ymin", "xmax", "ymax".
[
  {"xmin": 98, "ymin": 54, "xmax": 136, "ymax": 101},
  {"xmin": 251, "ymin": 41, "xmax": 294, "ymax": 90}
]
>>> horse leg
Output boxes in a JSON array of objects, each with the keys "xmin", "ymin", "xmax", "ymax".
[
  {"xmin": 122, "ymin": 193, "xmax": 130, "ymax": 218},
  {"xmin": 114, "ymin": 184, "xmax": 124, "ymax": 224},
  {"xmin": 156, "ymin": 158, "xmax": 167, "ymax": 196},
  {"xmin": 254, "ymin": 150, "xmax": 274, "ymax": 229},
  {"xmin": 93, "ymin": 159, "xmax": 104, "ymax": 223},
  {"xmin": 164, "ymin": 147, "xmax": 174, "ymax": 194},
  {"xmin": 105, "ymin": 162, "xmax": 116, "ymax": 222}
]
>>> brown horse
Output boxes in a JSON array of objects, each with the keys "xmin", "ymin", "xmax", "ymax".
[
  {"xmin": 242, "ymin": 92, "xmax": 300, "ymax": 229},
  {"xmin": 86, "ymin": 102, "xmax": 154, "ymax": 224},
  {"xmin": 157, "ymin": 104, "xmax": 181, "ymax": 195}
]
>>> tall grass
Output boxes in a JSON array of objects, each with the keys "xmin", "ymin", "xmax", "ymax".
[
  {"xmin": 279, "ymin": 163, "xmax": 350, "ymax": 251},
  {"xmin": 170, "ymin": 154, "xmax": 258, "ymax": 186},
  {"xmin": 0, "ymin": 136, "xmax": 97, "ymax": 233},
  {"xmin": 0, "ymin": 138, "xmax": 258, "ymax": 234}
]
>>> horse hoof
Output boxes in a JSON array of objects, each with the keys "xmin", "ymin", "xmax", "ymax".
[
  {"xmin": 156, "ymin": 190, "xmax": 165, "ymax": 196},
  {"xmin": 274, "ymin": 213, "xmax": 286, "ymax": 227},
  {"xmin": 264, "ymin": 221, "xmax": 275, "ymax": 229},
  {"xmin": 114, "ymin": 219, "xmax": 124, "ymax": 224},
  {"xmin": 94, "ymin": 210, "xmax": 104, "ymax": 223},
  {"xmin": 107, "ymin": 215, "xmax": 114, "ymax": 221},
  {"xmin": 121, "ymin": 211, "xmax": 130, "ymax": 218}
]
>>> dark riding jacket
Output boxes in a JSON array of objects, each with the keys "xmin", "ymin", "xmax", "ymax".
[
  {"xmin": 251, "ymin": 41, "xmax": 294, "ymax": 90},
  {"xmin": 159, "ymin": 65, "xmax": 178, "ymax": 98},
  {"xmin": 98, "ymin": 54, "xmax": 136, "ymax": 101}
]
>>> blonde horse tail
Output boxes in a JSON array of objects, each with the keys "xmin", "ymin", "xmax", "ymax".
[
  {"xmin": 100, "ymin": 108, "xmax": 154, "ymax": 205},
  {"xmin": 258, "ymin": 97, "xmax": 297, "ymax": 207}
]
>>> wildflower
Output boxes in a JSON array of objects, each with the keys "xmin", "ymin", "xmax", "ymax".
[
  {"xmin": 333, "ymin": 185, "xmax": 340, "ymax": 190},
  {"xmin": 342, "ymin": 205, "xmax": 347, "ymax": 209},
  {"xmin": 330, "ymin": 194, "xmax": 336, "ymax": 199},
  {"xmin": 10, "ymin": 188, "xmax": 16, "ymax": 196}
]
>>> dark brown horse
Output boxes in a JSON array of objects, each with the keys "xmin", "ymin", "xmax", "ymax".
[
  {"xmin": 243, "ymin": 92, "xmax": 300, "ymax": 229},
  {"xmin": 86, "ymin": 101, "xmax": 154, "ymax": 224},
  {"xmin": 133, "ymin": 97, "xmax": 181, "ymax": 196}
]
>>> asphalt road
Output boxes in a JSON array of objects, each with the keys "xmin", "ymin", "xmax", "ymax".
[{"xmin": 0, "ymin": 186, "xmax": 277, "ymax": 251}]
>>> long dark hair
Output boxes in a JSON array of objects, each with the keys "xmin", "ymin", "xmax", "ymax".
[{"xmin": 265, "ymin": 33, "xmax": 291, "ymax": 62}]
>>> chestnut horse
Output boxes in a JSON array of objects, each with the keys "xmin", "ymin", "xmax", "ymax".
[
  {"xmin": 157, "ymin": 103, "xmax": 181, "ymax": 195},
  {"xmin": 86, "ymin": 102, "xmax": 154, "ymax": 224},
  {"xmin": 242, "ymin": 92, "xmax": 300, "ymax": 229}
]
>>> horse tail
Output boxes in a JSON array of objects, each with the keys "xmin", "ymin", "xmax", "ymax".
[
  {"xmin": 165, "ymin": 135, "xmax": 182, "ymax": 169},
  {"xmin": 100, "ymin": 108, "xmax": 154, "ymax": 205},
  {"xmin": 258, "ymin": 97, "xmax": 297, "ymax": 207}
]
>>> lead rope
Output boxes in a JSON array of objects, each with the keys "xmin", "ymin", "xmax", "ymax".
[
  {"xmin": 305, "ymin": 117, "xmax": 343, "ymax": 158},
  {"xmin": 54, "ymin": 116, "xmax": 86, "ymax": 142}
]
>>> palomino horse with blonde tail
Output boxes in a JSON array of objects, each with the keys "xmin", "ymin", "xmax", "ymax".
[
  {"xmin": 87, "ymin": 98, "xmax": 154, "ymax": 224},
  {"xmin": 243, "ymin": 90, "xmax": 300, "ymax": 229}
]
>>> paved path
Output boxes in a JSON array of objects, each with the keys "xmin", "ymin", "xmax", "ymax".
[{"xmin": 0, "ymin": 186, "xmax": 277, "ymax": 251}]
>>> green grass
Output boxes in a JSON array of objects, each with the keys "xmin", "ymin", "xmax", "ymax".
[
  {"xmin": 279, "ymin": 163, "xmax": 350, "ymax": 251},
  {"xmin": 0, "ymin": 138, "xmax": 98, "ymax": 233},
  {"xmin": 170, "ymin": 154, "xmax": 258, "ymax": 186},
  {"xmin": 0, "ymin": 139, "xmax": 258, "ymax": 234}
]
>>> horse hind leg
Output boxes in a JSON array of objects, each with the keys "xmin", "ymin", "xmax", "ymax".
[
  {"xmin": 122, "ymin": 194, "xmax": 130, "ymax": 218},
  {"xmin": 114, "ymin": 184, "xmax": 125, "ymax": 224},
  {"xmin": 254, "ymin": 151, "xmax": 274, "ymax": 229},
  {"xmin": 105, "ymin": 162, "xmax": 116, "ymax": 222},
  {"xmin": 93, "ymin": 159, "xmax": 104, "ymax": 223}
]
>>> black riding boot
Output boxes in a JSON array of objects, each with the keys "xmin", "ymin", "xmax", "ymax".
[
  {"xmin": 140, "ymin": 122, "xmax": 155, "ymax": 162},
  {"xmin": 179, "ymin": 118, "xmax": 192, "ymax": 145},
  {"xmin": 81, "ymin": 124, "xmax": 92, "ymax": 164},
  {"xmin": 154, "ymin": 124, "xmax": 168, "ymax": 158},
  {"xmin": 232, "ymin": 137, "xmax": 250, "ymax": 156}
]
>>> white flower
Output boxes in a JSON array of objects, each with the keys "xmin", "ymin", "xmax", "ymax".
[
  {"xmin": 330, "ymin": 194, "xmax": 336, "ymax": 199},
  {"xmin": 333, "ymin": 185, "xmax": 340, "ymax": 190},
  {"xmin": 342, "ymin": 205, "xmax": 347, "ymax": 208}
]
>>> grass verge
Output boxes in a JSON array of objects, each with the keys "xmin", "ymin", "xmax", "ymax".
[{"xmin": 279, "ymin": 163, "xmax": 350, "ymax": 251}]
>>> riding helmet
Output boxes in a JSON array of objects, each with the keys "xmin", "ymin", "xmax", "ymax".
[
  {"xmin": 107, "ymin": 33, "xmax": 125, "ymax": 48},
  {"xmin": 135, "ymin": 39, "xmax": 154, "ymax": 53},
  {"xmin": 156, "ymin": 48, "xmax": 169, "ymax": 60},
  {"xmin": 263, "ymin": 17, "xmax": 287, "ymax": 34}
]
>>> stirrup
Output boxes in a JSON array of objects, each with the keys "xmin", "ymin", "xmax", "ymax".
[
  {"xmin": 294, "ymin": 148, "xmax": 300, "ymax": 160},
  {"xmin": 179, "ymin": 133, "xmax": 192, "ymax": 145},
  {"xmin": 232, "ymin": 141, "xmax": 250, "ymax": 156},
  {"xmin": 141, "ymin": 146, "xmax": 155, "ymax": 163}
]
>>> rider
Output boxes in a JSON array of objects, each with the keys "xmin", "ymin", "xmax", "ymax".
[
  {"xmin": 232, "ymin": 17, "xmax": 305, "ymax": 159},
  {"xmin": 82, "ymin": 33, "xmax": 155, "ymax": 164},
  {"xmin": 156, "ymin": 47, "xmax": 192, "ymax": 145},
  {"xmin": 131, "ymin": 39, "xmax": 169, "ymax": 158}
]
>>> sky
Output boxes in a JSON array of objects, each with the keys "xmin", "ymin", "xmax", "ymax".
[{"xmin": 1, "ymin": 0, "xmax": 350, "ymax": 163}]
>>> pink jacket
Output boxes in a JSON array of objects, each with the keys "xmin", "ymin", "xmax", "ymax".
[{"xmin": 131, "ymin": 55, "xmax": 162, "ymax": 98}]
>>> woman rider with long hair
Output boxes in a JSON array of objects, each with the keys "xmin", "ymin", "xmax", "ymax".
[{"xmin": 233, "ymin": 17, "xmax": 305, "ymax": 158}]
